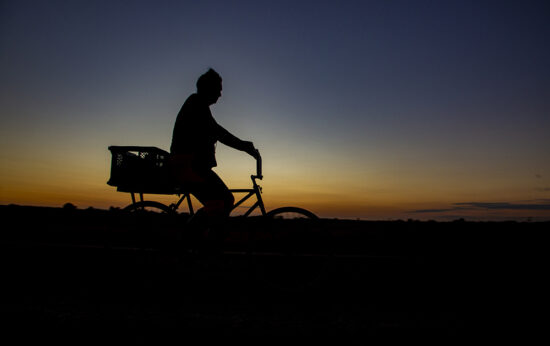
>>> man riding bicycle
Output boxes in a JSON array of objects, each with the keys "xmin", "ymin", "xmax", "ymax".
[{"xmin": 170, "ymin": 68, "xmax": 260, "ymax": 224}]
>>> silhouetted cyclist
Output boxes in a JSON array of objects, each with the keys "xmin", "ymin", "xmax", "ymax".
[{"xmin": 170, "ymin": 68, "xmax": 260, "ymax": 226}]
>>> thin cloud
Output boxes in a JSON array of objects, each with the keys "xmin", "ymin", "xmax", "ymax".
[
  {"xmin": 456, "ymin": 202, "xmax": 550, "ymax": 210},
  {"xmin": 411, "ymin": 206, "xmax": 471, "ymax": 214},
  {"xmin": 411, "ymin": 208, "xmax": 457, "ymax": 214},
  {"xmin": 412, "ymin": 201, "xmax": 550, "ymax": 213}
]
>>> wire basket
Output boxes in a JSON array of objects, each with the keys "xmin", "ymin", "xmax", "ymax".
[{"xmin": 107, "ymin": 146, "xmax": 175, "ymax": 193}]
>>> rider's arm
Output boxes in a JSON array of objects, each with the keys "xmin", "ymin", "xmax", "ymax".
[{"xmin": 215, "ymin": 123, "xmax": 259, "ymax": 158}]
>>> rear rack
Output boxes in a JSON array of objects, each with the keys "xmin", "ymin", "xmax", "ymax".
[{"xmin": 107, "ymin": 146, "xmax": 176, "ymax": 194}]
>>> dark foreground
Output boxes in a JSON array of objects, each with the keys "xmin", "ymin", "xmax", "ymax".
[{"xmin": 1, "ymin": 205, "xmax": 548, "ymax": 341}]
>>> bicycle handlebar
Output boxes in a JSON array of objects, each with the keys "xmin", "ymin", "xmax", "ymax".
[{"xmin": 254, "ymin": 150, "xmax": 262, "ymax": 179}]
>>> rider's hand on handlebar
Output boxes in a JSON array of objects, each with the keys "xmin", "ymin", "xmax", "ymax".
[
  {"xmin": 251, "ymin": 148, "xmax": 261, "ymax": 161},
  {"xmin": 243, "ymin": 141, "xmax": 261, "ymax": 160}
]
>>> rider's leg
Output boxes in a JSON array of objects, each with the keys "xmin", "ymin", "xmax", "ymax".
[
  {"xmin": 191, "ymin": 170, "xmax": 234, "ymax": 221},
  {"xmin": 188, "ymin": 170, "xmax": 234, "ymax": 254}
]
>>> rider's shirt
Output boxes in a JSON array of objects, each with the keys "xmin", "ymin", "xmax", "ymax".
[{"xmin": 170, "ymin": 93, "xmax": 246, "ymax": 172}]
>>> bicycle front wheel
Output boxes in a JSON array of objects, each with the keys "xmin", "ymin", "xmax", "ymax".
[
  {"xmin": 254, "ymin": 207, "xmax": 331, "ymax": 291},
  {"xmin": 263, "ymin": 206, "xmax": 324, "ymax": 256},
  {"xmin": 266, "ymin": 207, "xmax": 318, "ymax": 220}
]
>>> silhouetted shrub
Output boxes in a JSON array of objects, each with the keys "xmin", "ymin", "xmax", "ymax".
[{"xmin": 63, "ymin": 203, "xmax": 77, "ymax": 210}]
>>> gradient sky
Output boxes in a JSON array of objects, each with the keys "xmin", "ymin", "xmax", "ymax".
[{"xmin": 1, "ymin": 0, "xmax": 549, "ymax": 220}]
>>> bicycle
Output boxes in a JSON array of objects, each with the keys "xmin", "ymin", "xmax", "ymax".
[
  {"xmin": 107, "ymin": 146, "xmax": 318, "ymax": 220},
  {"xmin": 107, "ymin": 146, "xmax": 330, "ymax": 290}
]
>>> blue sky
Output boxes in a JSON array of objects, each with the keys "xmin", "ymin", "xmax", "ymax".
[{"xmin": 1, "ymin": 0, "xmax": 549, "ymax": 220}]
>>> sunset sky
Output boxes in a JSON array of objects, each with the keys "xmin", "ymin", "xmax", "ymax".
[{"xmin": 1, "ymin": 0, "xmax": 549, "ymax": 220}]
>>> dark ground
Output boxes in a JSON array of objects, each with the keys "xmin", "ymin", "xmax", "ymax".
[{"xmin": 1, "ymin": 205, "xmax": 548, "ymax": 342}]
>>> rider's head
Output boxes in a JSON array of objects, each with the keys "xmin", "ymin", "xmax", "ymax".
[{"xmin": 197, "ymin": 68, "xmax": 222, "ymax": 105}]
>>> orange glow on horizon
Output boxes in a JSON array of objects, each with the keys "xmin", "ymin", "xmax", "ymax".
[{"xmin": 1, "ymin": 140, "xmax": 549, "ymax": 221}]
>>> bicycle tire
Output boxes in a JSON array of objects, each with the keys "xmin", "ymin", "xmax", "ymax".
[
  {"xmin": 254, "ymin": 207, "xmax": 331, "ymax": 292},
  {"xmin": 123, "ymin": 201, "xmax": 176, "ymax": 214},
  {"xmin": 266, "ymin": 207, "xmax": 318, "ymax": 219}
]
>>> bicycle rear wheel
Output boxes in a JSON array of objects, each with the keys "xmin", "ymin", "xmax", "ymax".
[
  {"xmin": 121, "ymin": 201, "xmax": 179, "ymax": 252},
  {"xmin": 123, "ymin": 201, "xmax": 176, "ymax": 214}
]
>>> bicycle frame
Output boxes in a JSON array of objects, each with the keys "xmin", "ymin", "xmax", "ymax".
[
  {"xmin": 129, "ymin": 156, "xmax": 266, "ymax": 217},
  {"xmin": 229, "ymin": 175, "xmax": 267, "ymax": 217}
]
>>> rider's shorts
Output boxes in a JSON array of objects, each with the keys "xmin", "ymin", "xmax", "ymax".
[{"xmin": 169, "ymin": 154, "xmax": 234, "ymax": 214}]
